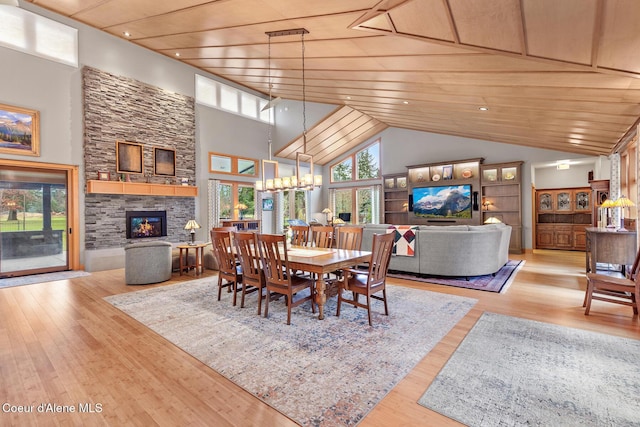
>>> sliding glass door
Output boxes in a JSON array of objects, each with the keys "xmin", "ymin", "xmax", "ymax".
[{"xmin": 0, "ymin": 166, "xmax": 69, "ymax": 277}]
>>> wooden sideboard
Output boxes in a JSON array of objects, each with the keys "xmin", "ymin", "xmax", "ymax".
[
  {"xmin": 585, "ymin": 227, "xmax": 637, "ymax": 274},
  {"xmin": 221, "ymin": 219, "xmax": 261, "ymax": 232}
]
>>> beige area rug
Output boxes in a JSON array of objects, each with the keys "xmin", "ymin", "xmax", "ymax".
[
  {"xmin": 0, "ymin": 271, "xmax": 91, "ymax": 289},
  {"xmin": 419, "ymin": 312, "xmax": 640, "ymax": 426},
  {"xmin": 105, "ymin": 278, "xmax": 477, "ymax": 426}
]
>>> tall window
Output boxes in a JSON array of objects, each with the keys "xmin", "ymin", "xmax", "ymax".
[
  {"xmin": 330, "ymin": 186, "xmax": 380, "ymax": 225},
  {"xmin": 219, "ymin": 181, "xmax": 255, "ymax": 220},
  {"xmin": 283, "ymin": 190, "xmax": 307, "ymax": 224},
  {"xmin": 330, "ymin": 140, "xmax": 380, "ymax": 183}
]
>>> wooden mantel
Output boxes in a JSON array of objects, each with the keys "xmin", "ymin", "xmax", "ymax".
[{"xmin": 86, "ymin": 180, "xmax": 198, "ymax": 197}]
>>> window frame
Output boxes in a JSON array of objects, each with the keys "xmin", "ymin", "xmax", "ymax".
[
  {"xmin": 219, "ymin": 180, "xmax": 256, "ymax": 220},
  {"xmin": 209, "ymin": 152, "xmax": 258, "ymax": 177},
  {"xmin": 329, "ymin": 139, "xmax": 381, "ymax": 183}
]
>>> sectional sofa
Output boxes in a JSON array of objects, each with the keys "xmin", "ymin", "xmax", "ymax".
[{"xmin": 361, "ymin": 223, "xmax": 511, "ymax": 277}]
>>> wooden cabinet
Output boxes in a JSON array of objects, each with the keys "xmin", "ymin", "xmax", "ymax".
[
  {"xmin": 481, "ymin": 161, "xmax": 523, "ymax": 253},
  {"xmin": 383, "ymin": 173, "xmax": 408, "ymax": 224},
  {"xmin": 535, "ymin": 187, "xmax": 591, "ymax": 250},
  {"xmin": 221, "ymin": 219, "xmax": 261, "ymax": 232}
]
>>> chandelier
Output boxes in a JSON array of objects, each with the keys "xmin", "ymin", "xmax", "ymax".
[{"xmin": 256, "ymin": 28, "xmax": 322, "ymax": 192}]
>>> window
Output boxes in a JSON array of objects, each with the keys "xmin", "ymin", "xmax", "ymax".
[
  {"xmin": 330, "ymin": 140, "xmax": 380, "ymax": 183},
  {"xmin": 0, "ymin": 7, "xmax": 78, "ymax": 67},
  {"xmin": 330, "ymin": 186, "xmax": 380, "ymax": 225},
  {"xmin": 219, "ymin": 181, "xmax": 255, "ymax": 220},
  {"xmin": 209, "ymin": 152, "xmax": 258, "ymax": 177},
  {"xmin": 283, "ymin": 190, "xmax": 308, "ymax": 225},
  {"xmin": 196, "ymin": 75, "xmax": 270, "ymax": 123}
]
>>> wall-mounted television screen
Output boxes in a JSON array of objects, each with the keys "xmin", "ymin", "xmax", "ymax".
[{"xmin": 412, "ymin": 185, "xmax": 472, "ymax": 219}]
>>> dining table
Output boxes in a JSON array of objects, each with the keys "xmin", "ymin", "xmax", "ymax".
[{"xmin": 286, "ymin": 245, "xmax": 372, "ymax": 320}]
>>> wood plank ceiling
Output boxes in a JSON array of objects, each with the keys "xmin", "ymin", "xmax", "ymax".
[{"xmin": 26, "ymin": 0, "xmax": 640, "ymax": 164}]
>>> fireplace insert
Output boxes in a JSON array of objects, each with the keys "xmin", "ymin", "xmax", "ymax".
[{"xmin": 126, "ymin": 210, "xmax": 167, "ymax": 239}]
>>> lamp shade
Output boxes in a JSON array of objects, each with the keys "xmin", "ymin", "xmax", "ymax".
[
  {"xmin": 235, "ymin": 203, "xmax": 247, "ymax": 210},
  {"xmin": 600, "ymin": 199, "xmax": 615, "ymax": 208},
  {"xmin": 484, "ymin": 216, "xmax": 502, "ymax": 224},
  {"xmin": 322, "ymin": 208, "xmax": 332, "ymax": 214},
  {"xmin": 184, "ymin": 219, "xmax": 200, "ymax": 230},
  {"xmin": 613, "ymin": 196, "xmax": 635, "ymax": 208}
]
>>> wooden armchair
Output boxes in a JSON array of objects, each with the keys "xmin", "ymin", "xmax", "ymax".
[
  {"xmin": 335, "ymin": 226, "xmax": 364, "ymax": 251},
  {"xmin": 210, "ymin": 230, "xmax": 242, "ymax": 305},
  {"xmin": 311, "ymin": 225, "xmax": 335, "ymax": 248},
  {"xmin": 336, "ymin": 232, "xmax": 394, "ymax": 326},
  {"xmin": 584, "ymin": 248, "xmax": 640, "ymax": 316},
  {"xmin": 256, "ymin": 233, "xmax": 316, "ymax": 325},
  {"xmin": 233, "ymin": 231, "xmax": 264, "ymax": 314}
]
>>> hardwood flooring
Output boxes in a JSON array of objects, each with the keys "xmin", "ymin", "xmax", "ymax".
[{"xmin": 1, "ymin": 250, "xmax": 638, "ymax": 426}]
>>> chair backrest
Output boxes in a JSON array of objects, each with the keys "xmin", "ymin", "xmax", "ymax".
[
  {"xmin": 336, "ymin": 226, "xmax": 364, "ymax": 250},
  {"xmin": 256, "ymin": 233, "xmax": 290, "ymax": 287},
  {"xmin": 366, "ymin": 232, "xmax": 395, "ymax": 286},
  {"xmin": 210, "ymin": 230, "xmax": 237, "ymax": 275},
  {"xmin": 290, "ymin": 225, "xmax": 310, "ymax": 246},
  {"xmin": 233, "ymin": 231, "xmax": 261, "ymax": 284},
  {"xmin": 312, "ymin": 225, "xmax": 334, "ymax": 248}
]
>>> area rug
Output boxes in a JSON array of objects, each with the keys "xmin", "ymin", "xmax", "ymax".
[
  {"xmin": 387, "ymin": 260, "xmax": 524, "ymax": 293},
  {"xmin": 419, "ymin": 312, "xmax": 640, "ymax": 426},
  {"xmin": 105, "ymin": 279, "xmax": 477, "ymax": 426},
  {"xmin": 0, "ymin": 270, "xmax": 91, "ymax": 289}
]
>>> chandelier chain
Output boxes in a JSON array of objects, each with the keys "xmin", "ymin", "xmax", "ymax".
[{"xmin": 302, "ymin": 31, "xmax": 307, "ymax": 154}]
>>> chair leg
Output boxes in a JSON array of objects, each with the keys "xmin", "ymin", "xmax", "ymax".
[
  {"xmin": 217, "ymin": 276, "xmax": 223, "ymax": 301},
  {"xmin": 584, "ymin": 280, "xmax": 594, "ymax": 315},
  {"xmin": 240, "ymin": 284, "xmax": 247, "ymax": 308},
  {"xmin": 336, "ymin": 289, "xmax": 342, "ymax": 317},
  {"xmin": 256, "ymin": 285, "xmax": 263, "ymax": 316},
  {"xmin": 287, "ymin": 292, "xmax": 292, "ymax": 325},
  {"xmin": 633, "ymin": 288, "xmax": 639, "ymax": 315},
  {"xmin": 366, "ymin": 294, "xmax": 372, "ymax": 326},
  {"xmin": 382, "ymin": 288, "xmax": 389, "ymax": 315},
  {"xmin": 264, "ymin": 289, "xmax": 270, "ymax": 318},
  {"xmin": 232, "ymin": 282, "xmax": 238, "ymax": 306}
]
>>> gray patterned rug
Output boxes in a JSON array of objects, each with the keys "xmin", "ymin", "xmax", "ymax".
[
  {"xmin": 419, "ymin": 312, "xmax": 640, "ymax": 427},
  {"xmin": 105, "ymin": 279, "xmax": 476, "ymax": 426},
  {"xmin": 0, "ymin": 270, "xmax": 91, "ymax": 289}
]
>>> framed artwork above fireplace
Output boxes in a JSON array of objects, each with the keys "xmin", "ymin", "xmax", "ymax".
[{"xmin": 116, "ymin": 140, "xmax": 143, "ymax": 174}]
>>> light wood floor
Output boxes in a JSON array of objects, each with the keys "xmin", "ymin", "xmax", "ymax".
[{"xmin": 1, "ymin": 250, "xmax": 638, "ymax": 426}]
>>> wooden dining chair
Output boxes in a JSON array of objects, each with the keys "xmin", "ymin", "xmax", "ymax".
[
  {"xmin": 584, "ymin": 247, "xmax": 640, "ymax": 316},
  {"xmin": 290, "ymin": 225, "xmax": 310, "ymax": 246},
  {"xmin": 311, "ymin": 225, "xmax": 335, "ymax": 248},
  {"xmin": 232, "ymin": 231, "xmax": 265, "ymax": 314},
  {"xmin": 256, "ymin": 233, "xmax": 316, "ymax": 325},
  {"xmin": 210, "ymin": 230, "xmax": 242, "ymax": 305},
  {"xmin": 211, "ymin": 226, "xmax": 237, "ymax": 232},
  {"xmin": 336, "ymin": 232, "xmax": 394, "ymax": 326},
  {"xmin": 335, "ymin": 226, "xmax": 363, "ymax": 250}
]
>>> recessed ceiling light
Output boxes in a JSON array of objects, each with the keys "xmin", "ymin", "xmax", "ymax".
[
  {"xmin": 479, "ymin": 106, "xmax": 489, "ymax": 111},
  {"xmin": 123, "ymin": 31, "xmax": 131, "ymax": 37},
  {"xmin": 346, "ymin": 96, "xmax": 351, "ymax": 100},
  {"xmin": 403, "ymin": 101, "xmax": 409, "ymax": 105},
  {"xmin": 175, "ymin": 52, "xmax": 181, "ymax": 57}
]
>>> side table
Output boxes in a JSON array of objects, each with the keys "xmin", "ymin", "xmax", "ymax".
[{"xmin": 177, "ymin": 242, "xmax": 209, "ymax": 276}]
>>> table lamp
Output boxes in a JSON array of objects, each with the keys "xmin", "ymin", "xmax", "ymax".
[
  {"xmin": 184, "ymin": 219, "xmax": 200, "ymax": 244},
  {"xmin": 484, "ymin": 216, "xmax": 502, "ymax": 224},
  {"xmin": 613, "ymin": 196, "xmax": 635, "ymax": 231},
  {"xmin": 235, "ymin": 203, "xmax": 247, "ymax": 220},
  {"xmin": 322, "ymin": 208, "xmax": 333, "ymax": 225},
  {"xmin": 600, "ymin": 198, "xmax": 615, "ymax": 228}
]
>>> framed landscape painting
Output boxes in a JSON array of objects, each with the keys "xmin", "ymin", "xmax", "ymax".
[
  {"xmin": 0, "ymin": 103, "xmax": 40, "ymax": 156},
  {"xmin": 154, "ymin": 147, "xmax": 176, "ymax": 176},
  {"xmin": 116, "ymin": 140, "xmax": 143, "ymax": 174}
]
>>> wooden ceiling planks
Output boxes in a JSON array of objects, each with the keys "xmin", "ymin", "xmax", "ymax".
[{"xmin": 23, "ymin": 0, "xmax": 640, "ymax": 161}]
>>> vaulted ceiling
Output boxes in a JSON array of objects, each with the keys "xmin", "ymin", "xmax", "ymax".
[{"xmin": 25, "ymin": 0, "xmax": 640, "ymax": 164}]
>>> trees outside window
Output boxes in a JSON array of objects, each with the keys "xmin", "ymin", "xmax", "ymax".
[
  {"xmin": 219, "ymin": 181, "xmax": 255, "ymax": 220},
  {"xmin": 330, "ymin": 140, "xmax": 380, "ymax": 183}
]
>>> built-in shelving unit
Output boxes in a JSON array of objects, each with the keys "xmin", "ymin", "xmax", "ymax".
[
  {"xmin": 86, "ymin": 180, "xmax": 198, "ymax": 197},
  {"xmin": 481, "ymin": 161, "xmax": 523, "ymax": 253},
  {"xmin": 383, "ymin": 173, "xmax": 408, "ymax": 224}
]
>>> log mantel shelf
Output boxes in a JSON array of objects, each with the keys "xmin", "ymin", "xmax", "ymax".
[{"xmin": 86, "ymin": 180, "xmax": 198, "ymax": 197}]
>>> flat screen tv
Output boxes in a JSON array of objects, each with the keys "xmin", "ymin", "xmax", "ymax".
[{"xmin": 411, "ymin": 185, "xmax": 472, "ymax": 219}]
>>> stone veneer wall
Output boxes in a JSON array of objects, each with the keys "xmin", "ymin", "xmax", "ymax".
[{"xmin": 83, "ymin": 66, "xmax": 196, "ymax": 250}]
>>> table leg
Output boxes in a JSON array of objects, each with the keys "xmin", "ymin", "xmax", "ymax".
[
  {"xmin": 179, "ymin": 248, "xmax": 185, "ymax": 276},
  {"xmin": 315, "ymin": 275, "xmax": 327, "ymax": 320},
  {"xmin": 196, "ymin": 247, "xmax": 203, "ymax": 275}
]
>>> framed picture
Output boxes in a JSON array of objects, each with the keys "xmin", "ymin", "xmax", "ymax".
[
  {"xmin": 116, "ymin": 140, "xmax": 143, "ymax": 174},
  {"xmin": 98, "ymin": 171, "xmax": 110, "ymax": 181},
  {"xmin": 442, "ymin": 165, "xmax": 453, "ymax": 180},
  {"xmin": 262, "ymin": 198, "xmax": 274, "ymax": 211},
  {"xmin": 0, "ymin": 103, "xmax": 40, "ymax": 156},
  {"xmin": 154, "ymin": 147, "xmax": 176, "ymax": 177}
]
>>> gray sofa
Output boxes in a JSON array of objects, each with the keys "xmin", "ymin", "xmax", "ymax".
[{"xmin": 362, "ymin": 223, "xmax": 511, "ymax": 277}]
